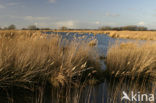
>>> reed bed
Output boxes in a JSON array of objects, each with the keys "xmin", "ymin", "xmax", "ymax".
[
  {"xmin": 1, "ymin": 30, "xmax": 156, "ymax": 103},
  {"xmin": 52, "ymin": 30, "xmax": 107, "ymax": 35},
  {"xmin": 0, "ymin": 31, "xmax": 101, "ymax": 88},
  {"xmin": 106, "ymin": 42, "xmax": 156, "ymax": 80},
  {"xmin": 51, "ymin": 30, "xmax": 156, "ymax": 40},
  {"xmin": 1, "ymin": 30, "xmax": 156, "ymax": 40},
  {"xmin": 108, "ymin": 31, "xmax": 156, "ymax": 40}
]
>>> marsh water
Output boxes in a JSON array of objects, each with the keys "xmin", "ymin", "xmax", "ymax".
[{"xmin": 1, "ymin": 32, "xmax": 155, "ymax": 103}]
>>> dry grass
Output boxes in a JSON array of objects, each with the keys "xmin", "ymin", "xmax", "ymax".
[
  {"xmin": 108, "ymin": 31, "xmax": 156, "ymax": 40},
  {"xmin": 1, "ymin": 30, "xmax": 156, "ymax": 103},
  {"xmin": 51, "ymin": 30, "xmax": 156, "ymax": 40},
  {"xmin": 106, "ymin": 42, "xmax": 156, "ymax": 80},
  {"xmin": 1, "ymin": 30, "xmax": 156, "ymax": 40},
  {"xmin": 0, "ymin": 31, "xmax": 101, "ymax": 88},
  {"xmin": 51, "ymin": 29, "xmax": 107, "ymax": 35}
]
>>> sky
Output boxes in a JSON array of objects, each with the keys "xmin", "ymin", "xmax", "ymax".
[{"xmin": 0, "ymin": 0, "xmax": 156, "ymax": 29}]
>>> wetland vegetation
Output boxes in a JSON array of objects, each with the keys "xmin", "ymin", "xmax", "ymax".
[{"xmin": 0, "ymin": 30, "xmax": 156, "ymax": 103}]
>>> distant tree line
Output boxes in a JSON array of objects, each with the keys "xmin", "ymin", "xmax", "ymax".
[
  {"xmin": 0, "ymin": 24, "xmax": 72, "ymax": 30},
  {"xmin": 0, "ymin": 24, "xmax": 153, "ymax": 31},
  {"xmin": 22, "ymin": 25, "xmax": 51, "ymax": 30},
  {"xmin": 0, "ymin": 24, "xmax": 17, "ymax": 30},
  {"xmin": 99, "ymin": 25, "xmax": 148, "ymax": 31},
  {"xmin": 22, "ymin": 25, "xmax": 70, "ymax": 30},
  {"xmin": 0, "ymin": 24, "xmax": 51, "ymax": 30}
]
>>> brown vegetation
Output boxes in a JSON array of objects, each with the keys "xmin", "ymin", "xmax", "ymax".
[
  {"xmin": 1, "ymin": 30, "xmax": 156, "ymax": 40},
  {"xmin": 108, "ymin": 31, "xmax": 156, "ymax": 40},
  {"xmin": 0, "ymin": 31, "xmax": 101, "ymax": 88},
  {"xmin": 0, "ymin": 30, "xmax": 156, "ymax": 103},
  {"xmin": 51, "ymin": 30, "xmax": 156, "ymax": 40},
  {"xmin": 106, "ymin": 42, "xmax": 156, "ymax": 80}
]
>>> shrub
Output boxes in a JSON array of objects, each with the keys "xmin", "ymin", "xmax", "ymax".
[
  {"xmin": 7, "ymin": 24, "xmax": 16, "ymax": 30},
  {"xmin": 27, "ymin": 25, "xmax": 39, "ymax": 30},
  {"xmin": 60, "ymin": 26, "xmax": 68, "ymax": 30}
]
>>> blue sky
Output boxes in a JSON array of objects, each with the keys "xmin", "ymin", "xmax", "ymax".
[{"xmin": 0, "ymin": 0, "xmax": 156, "ymax": 29}]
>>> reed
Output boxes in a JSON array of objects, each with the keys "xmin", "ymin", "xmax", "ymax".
[
  {"xmin": 106, "ymin": 42, "xmax": 156, "ymax": 80},
  {"xmin": 51, "ymin": 30, "xmax": 156, "ymax": 40},
  {"xmin": 0, "ymin": 31, "xmax": 101, "ymax": 88},
  {"xmin": 108, "ymin": 31, "xmax": 156, "ymax": 40}
]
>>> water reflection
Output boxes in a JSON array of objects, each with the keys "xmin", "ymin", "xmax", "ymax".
[{"xmin": 0, "ymin": 77, "xmax": 154, "ymax": 103}]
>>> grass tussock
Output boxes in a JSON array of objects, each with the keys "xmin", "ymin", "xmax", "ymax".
[
  {"xmin": 0, "ymin": 31, "xmax": 101, "ymax": 88},
  {"xmin": 106, "ymin": 42, "xmax": 156, "ymax": 80}
]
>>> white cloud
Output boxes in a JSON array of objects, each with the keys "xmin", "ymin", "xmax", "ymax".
[
  {"xmin": 0, "ymin": 2, "xmax": 19, "ymax": 9},
  {"xmin": 95, "ymin": 21, "xmax": 100, "ymax": 25},
  {"xmin": 137, "ymin": 21, "xmax": 145, "ymax": 26},
  {"xmin": 24, "ymin": 16, "xmax": 51, "ymax": 21},
  {"xmin": 49, "ymin": 0, "xmax": 56, "ymax": 3},
  {"xmin": 34, "ymin": 22, "xmax": 38, "ymax": 26},
  {"xmin": 56, "ymin": 21, "xmax": 76, "ymax": 28},
  {"xmin": 0, "ymin": 4, "xmax": 5, "ymax": 9},
  {"xmin": 34, "ymin": 22, "xmax": 50, "ymax": 27},
  {"xmin": 104, "ymin": 12, "xmax": 120, "ymax": 17}
]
